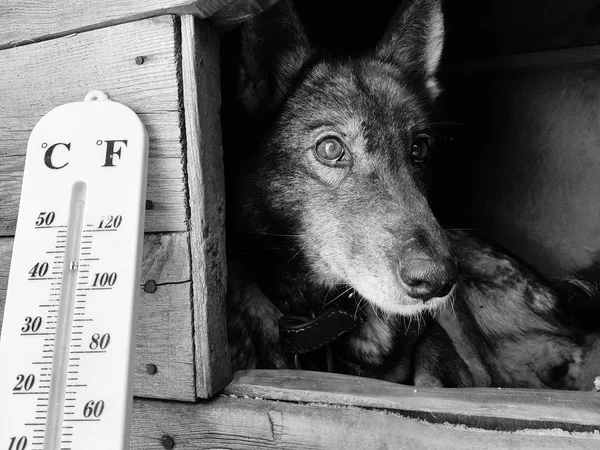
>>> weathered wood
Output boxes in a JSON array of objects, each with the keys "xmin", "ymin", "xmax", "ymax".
[
  {"xmin": 226, "ymin": 370, "xmax": 600, "ymax": 431},
  {"xmin": 0, "ymin": 238, "xmax": 13, "ymax": 327},
  {"xmin": 209, "ymin": 0, "xmax": 279, "ymax": 33},
  {"xmin": 0, "ymin": 16, "xmax": 187, "ymax": 235},
  {"xmin": 0, "ymin": 233, "xmax": 196, "ymax": 401},
  {"xmin": 0, "ymin": 0, "xmax": 235, "ymax": 49},
  {"xmin": 136, "ymin": 233, "xmax": 195, "ymax": 401},
  {"xmin": 437, "ymin": 65, "xmax": 600, "ymax": 278},
  {"xmin": 1, "ymin": 156, "xmax": 187, "ymax": 236},
  {"xmin": 445, "ymin": 45, "xmax": 600, "ymax": 74},
  {"xmin": 130, "ymin": 395, "xmax": 600, "ymax": 449},
  {"xmin": 180, "ymin": 15, "xmax": 231, "ymax": 398}
]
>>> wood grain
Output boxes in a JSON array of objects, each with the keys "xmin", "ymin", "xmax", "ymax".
[
  {"xmin": 226, "ymin": 370, "xmax": 600, "ymax": 431},
  {"xmin": 0, "ymin": 0, "xmax": 235, "ymax": 49},
  {"xmin": 438, "ymin": 65, "xmax": 600, "ymax": 278},
  {"xmin": 136, "ymin": 233, "xmax": 195, "ymax": 401},
  {"xmin": 180, "ymin": 15, "xmax": 231, "ymax": 398},
  {"xmin": 0, "ymin": 233, "xmax": 196, "ymax": 401},
  {"xmin": 209, "ymin": 0, "xmax": 279, "ymax": 33},
  {"xmin": 130, "ymin": 395, "xmax": 600, "ymax": 449},
  {"xmin": 445, "ymin": 45, "xmax": 600, "ymax": 74},
  {"xmin": 0, "ymin": 16, "xmax": 187, "ymax": 235}
]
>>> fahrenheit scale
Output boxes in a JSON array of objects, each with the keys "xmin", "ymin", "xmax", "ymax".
[{"xmin": 0, "ymin": 91, "xmax": 148, "ymax": 450}]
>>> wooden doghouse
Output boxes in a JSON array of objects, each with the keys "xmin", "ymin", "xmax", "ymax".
[{"xmin": 0, "ymin": 1, "xmax": 599, "ymax": 448}]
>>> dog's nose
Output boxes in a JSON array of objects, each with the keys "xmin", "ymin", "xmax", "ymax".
[{"xmin": 400, "ymin": 257, "xmax": 458, "ymax": 301}]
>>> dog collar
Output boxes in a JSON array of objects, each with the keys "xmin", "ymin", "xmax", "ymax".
[{"xmin": 278, "ymin": 305, "xmax": 366, "ymax": 357}]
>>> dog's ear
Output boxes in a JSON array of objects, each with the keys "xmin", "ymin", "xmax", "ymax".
[
  {"xmin": 376, "ymin": 0, "xmax": 445, "ymax": 97},
  {"xmin": 239, "ymin": 0, "xmax": 314, "ymax": 114}
]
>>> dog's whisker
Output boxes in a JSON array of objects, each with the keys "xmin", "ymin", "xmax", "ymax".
[
  {"xmin": 417, "ymin": 312, "xmax": 425, "ymax": 333},
  {"xmin": 303, "ymin": 267, "xmax": 319, "ymax": 279},
  {"xmin": 283, "ymin": 243, "xmax": 309, "ymax": 265},
  {"xmin": 323, "ymin": 286, "xmax": 354, "ymax": 308},
  {"xmin": 428, "ymin": 121, "xmax": 469, "ymax": 128},
  {"xmin": 393, "ymin": 314, "xmax": 406, "ymax": 332},
  {"xmin": 321, "ymin": 284, "xmax": 335, "ymax": 308},
  {"xmin": 447, "ymin": 293, "xmax": 458, "ymax": 320},
  {"xmin": 250, "ymin": 232, "xmax": 307, "ymax": 238},
  {"xmin": 369, "ymin": 303, "xmax": 387, "ymax": 328},
  {"xmin": 401, "ymin": 315, "xmax": 409, "ymax": 334},
  {"xmin": 353, "ymin": 294, "xmax": 366, "ymax": 319}
]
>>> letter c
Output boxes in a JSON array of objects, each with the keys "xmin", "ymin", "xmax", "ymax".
[{"xmin": 44, "ymin": 142, "xmax": 71, "ymax": 169}]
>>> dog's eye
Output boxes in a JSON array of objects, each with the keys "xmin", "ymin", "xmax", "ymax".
[
  {"xmin": 315, "ymin": 138, "xmax": 345, "ymax": 163},
  {"xmin": 411, "ymin": 137, "xmax": 430, "ymax": 165}
]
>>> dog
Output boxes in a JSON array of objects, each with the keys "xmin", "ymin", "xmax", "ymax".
[{"xmin": 225, "ymin": 0, "xmax": 600, "ymax": 389}]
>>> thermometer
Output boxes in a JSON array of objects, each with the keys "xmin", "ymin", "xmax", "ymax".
[{"xmin": 0, "ymin": 91, "xmax": 148, "ymax": 450}]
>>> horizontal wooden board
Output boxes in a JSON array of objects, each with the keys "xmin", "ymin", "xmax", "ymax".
[
  {"xmin": 0, "ymin": 0, "xmax": 234, "ymax": 48},
  {"xmin": 226, "ymin": 370, "xmax": 600, "ymax": 431},
  {"xmin": 0, "ymin": 16, "xmax": 187, "ymax": 236},
  {"xmin": 445, "ymin": 45, "xmax": 600, "ymax": 74},
  {"xmin": 0, "ymin": 155, "xmax": 186, "ymax": 237},
  {"xmin": 130, "ymin": 395, "xmax": 600, "ymax": 449},
  {"xmin": 0, "ymin": 232, "xmax": 196, "ymax": 401},
  {"xmin": 208, "ymin": 0, "xmax": 278, "ymax": 33}
]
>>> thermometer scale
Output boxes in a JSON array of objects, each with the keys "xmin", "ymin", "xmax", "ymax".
[{"xmin": 0, "ymin": 92, "xmax": 148, "ymax": 449}]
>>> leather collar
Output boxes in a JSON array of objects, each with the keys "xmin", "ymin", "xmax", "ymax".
[{"xmin": 278, "ymin": 292, "xmax": 366, "ymax": 362}]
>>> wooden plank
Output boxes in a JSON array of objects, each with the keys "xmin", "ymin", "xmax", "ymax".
[
  {"xmin": 0, "ymin": 16, "xmax": 187, "ymax": 235},
  {"xmin": 130, "ymin": 395, "xmax": 600, "ymax": 449},
  {"xmin": 0, "ymin": 233, "xmax": 196, "ymax": 401},
  {"xmin": 226, "ymin": 370, "xmax": 600, "ymax": 431},
  {"xmin": 209, "ymin": 0, "xmax": 279, "ymax": 33},
  {"xmin": 0, "ymin": 0, "xmax": 235, "ymax": 49},
  {"xmin": 136, "ymin": 233, "xmax": 195, "ymax": 401},
  {"xmin": 445, "ymin": 45, "xmax": 600, "ymax": 74},
  {"xmin": 180, "ymin": 15, "xmax": 231, "ymax": 398},
  {"xmin": 1, "ymin": 155, "xmax": 187, "ymax": 236},
  {"xmin": 437, "ymin": 65, "xmax": 600, "ymax": 278}
]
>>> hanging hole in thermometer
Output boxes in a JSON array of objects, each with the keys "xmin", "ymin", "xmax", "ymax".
[{"xmin": 0, "ymin": 92, "xmax": 149, "ymax": 450}]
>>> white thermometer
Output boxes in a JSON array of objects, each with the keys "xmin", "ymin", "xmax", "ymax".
[{"xmin": 0, "ymin": 91, "xmax": 148, "ymax": 450}]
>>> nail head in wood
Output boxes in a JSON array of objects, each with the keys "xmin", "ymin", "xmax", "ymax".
[
  {"xmin": 144, "ymin": 279, "xmax": 157, "ymax": 293},
  {"xmin": 161, "ymin": 435, "xmax": 175, "ymax": 449},
  {"xmin": 146, "ymin": 363, "xmax": 157, "ymax": 375},
  {"xmin": 135, "ymin": 55, "xmax": 145, "ymax": 65},
  {"xmin": 145, "ymin": 199, "xmax": 154, "ymax": 210}
]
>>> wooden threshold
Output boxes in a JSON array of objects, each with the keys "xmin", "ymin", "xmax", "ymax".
[
  {"xmin": 225, "ymin": 370, "xmax": 600, "ymax": 432},
  {"xmin": 131, "ymin": 369, "xmax": 600, "ymax": 449}
]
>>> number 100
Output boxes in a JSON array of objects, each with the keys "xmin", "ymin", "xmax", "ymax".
[{"xmin": 92, "ymin": 272, "xmax": 117, "ymax": 287}]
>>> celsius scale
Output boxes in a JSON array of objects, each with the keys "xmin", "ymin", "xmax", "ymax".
[{"xmin": 0, "ymin": 91, "xmax": 148, "ymax": 449}]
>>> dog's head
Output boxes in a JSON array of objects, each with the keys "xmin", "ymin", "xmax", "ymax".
[{"xmin": 238, "ymin": 0, "xmax": 457, "ymax": 316}]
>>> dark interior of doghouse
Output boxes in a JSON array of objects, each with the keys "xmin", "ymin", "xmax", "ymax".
[{"xmin": 220, "ymin": 0, "xmax": 600, "ymax": 285}]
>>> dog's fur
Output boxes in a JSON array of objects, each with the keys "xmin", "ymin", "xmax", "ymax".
[{"xmin": 225, "ymin": 0, "xmax": 599, "ymax": 389}]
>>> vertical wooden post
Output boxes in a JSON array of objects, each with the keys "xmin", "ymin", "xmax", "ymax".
[{"xmin": 180, "ymin": 14, "xmax": 231, "ymax": 398}]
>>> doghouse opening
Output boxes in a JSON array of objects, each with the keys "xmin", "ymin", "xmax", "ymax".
[{"xmin": 218, "ymin": 0, "xmax": 600, "ymax": 428}]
